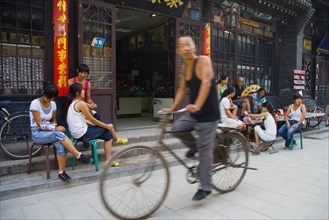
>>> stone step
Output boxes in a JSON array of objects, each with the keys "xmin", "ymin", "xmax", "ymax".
[
  {"xmin": 0, "ymin": 133, "xmax": 179, "ymax": 176},
  {"xmin": 0, "ymin": 143, "xmax": 192, "ymax": 201}
]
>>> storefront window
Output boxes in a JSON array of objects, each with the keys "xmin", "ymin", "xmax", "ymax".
[
  {"xmin": 1, "ymin": 1, "xmax": 45, "ymax": 95},
  {"xmin": 257, "ymin": 38, "xmax": 273, "ymax": 93},
  {"xmin": 82, "ymin": 4, "xmax": 113, "ymax": 89},
  {"xmin": 237, "ymin": 34, "xmax": 256, "ymax": 85},
  {"xmin": 212, "ymin": 26, "xmax": 235, "ymax": 82}
]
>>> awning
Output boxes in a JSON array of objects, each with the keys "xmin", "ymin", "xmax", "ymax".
[{"xmin": 317, "ymin": 33, "xmax": 329, "ymax": 55}]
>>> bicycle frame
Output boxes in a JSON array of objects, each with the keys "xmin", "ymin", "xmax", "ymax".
[{"xmin": 155, "ymin": 113, "xmax": 256, "ymax": 175}]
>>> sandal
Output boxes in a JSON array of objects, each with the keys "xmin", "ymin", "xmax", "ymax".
[
  {"xmin": 111, "ymin": 161, "xmax": 120, "ymax": 167},
  {"xmin": 114, "ymin": 137, "xmax": 128, "ymax": 146}
]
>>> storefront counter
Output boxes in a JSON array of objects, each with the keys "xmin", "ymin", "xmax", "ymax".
[{"xmin": 117, "ymin": 96, "xmax": 152, "ymax": 117}]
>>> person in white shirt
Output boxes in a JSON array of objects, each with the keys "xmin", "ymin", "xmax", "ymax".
[
  {"xmin": 67, "ymin": 83, "xmax": 128, "ymax": 165},
  {"xmin": 278, "ymin": 93, "xmax": 306, "ymax": 149},
  {"xmin": 219, "ymin": 87, "xmax": 245, "ymax": 130},
  {"xmin": 245, "ymin": 101, "xmax": 277, "ymax": 152},
  {"xmin": 30, "ymin": 84, "xmax": 91, "ymax": 182}
]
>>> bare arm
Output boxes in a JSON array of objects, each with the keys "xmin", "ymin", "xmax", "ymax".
[
  {"xmin": 167, "ymin": 66, "xmax": 186, "ymax": 111},
  {"xmin": 31, "ymin": 111, "xmax": 55, "ymax": 131},
  {"xmin": 192, "ymin": 56, "xmax": 213, "ymax": 111},
  {"xmin": 285, "ymin": 105, "xmax": 292, "ymax": 127},
  {"xmin": 76, "ymin": 101, "xmax": 109, "ymax": 129},
  {"xmin": 68, "ymin": 78, "xmax": 73, "ymax": 87},
  {"xmin": 245, "ymin": 111, "xmax": 268, "ymax": 118},
  {"xmin": 51, "ymin": 111, "xmax": 57, "ymax": 124},
  {"xmin": 85, "ymin": 82, "xmax": 97, "ymax": 109},
  {"xmin": 225, "ymin": 108, "xmax": 238, "ymax": 119},
  {"xmin": 31, "ymin": 111, "xmax": 43, "ymax": 128}
]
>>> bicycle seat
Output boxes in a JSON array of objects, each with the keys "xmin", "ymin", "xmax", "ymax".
[{"xmin": 0, "ymin": 101, "xmax": 11, "ymax": 108}]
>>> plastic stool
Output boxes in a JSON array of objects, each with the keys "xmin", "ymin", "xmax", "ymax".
[
  {"xmin": 289, "ymin": 130, "xmax": 303, "ymax": 151},
  {"xmin": 72, "ymin": 139, "xmax": 99, "ymax": 171},
  {"xmin": 28, "ymin": 143, "xmax": 58, "ymax": 179}
]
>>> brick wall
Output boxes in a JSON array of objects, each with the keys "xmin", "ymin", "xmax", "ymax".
[{"xmin": 277, "ymin": 9, "xmax": 315, "ymax": 108}]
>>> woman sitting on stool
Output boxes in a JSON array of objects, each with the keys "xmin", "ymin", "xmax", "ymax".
[
  {"xmin": 278, "ymin": 93, "xmax": 306, "ymax": 149},
  {"xmin": 245, "ymin": 102, "xmax": 277, "ymax": 153}
]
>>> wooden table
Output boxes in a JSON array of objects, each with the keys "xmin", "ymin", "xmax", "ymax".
[{"xmin": 276, "ymin": 113, "xmax": 326, "ymax": 129}]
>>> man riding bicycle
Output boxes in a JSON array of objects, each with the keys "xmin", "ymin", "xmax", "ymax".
[{"xmin": 162, "ymin": 36, "xmax": 220, "ymax": 201}]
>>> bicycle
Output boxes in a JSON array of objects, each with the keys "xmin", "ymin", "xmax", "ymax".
[
  {"xmin": 100, "ymin": 109, "xmax": 256, "ymax": 220},
  {"xmin": 0, "ymin": 100, "xmax": 41, "ymax": 159}
]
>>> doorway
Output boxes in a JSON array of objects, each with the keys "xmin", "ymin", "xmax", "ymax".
[{"xmin": 115, "ymin": 7, "xmax": 175, "ymax": 130}]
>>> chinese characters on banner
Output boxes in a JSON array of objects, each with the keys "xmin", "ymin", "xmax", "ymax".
[
  {"xmin": 202, "ymin": 22, "xmax": 211, "ymax": 57},
  {"xmin": 293, "ymin": 70, "xmax": 305, "ymax": 90},
  {"xmin": 53, "ymin": 0, "xmax": 68, "ymax": 96}
]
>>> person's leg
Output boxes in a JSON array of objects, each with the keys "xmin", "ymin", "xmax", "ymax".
[
  {"xmin": 252, "ymin": 105, "xmax": 258, "ymax": 114},
  {"xmin": 97, "ymin": 130, "xmax": 114, "ymax": 161},
  {"xmin": 241, "ymin": 103, "xmax": 247, "ymax": 116},
  {"xmin": 286, "ymin": 120, "xmax": 302, "ymax": 147},
  {"xmin": 81, "ymin": 125, "xmax": 114, "ymax": 161},
  {"xmin": 253, "ymin": 125, "xmax": 261, "ymax": 148},
  {"xmin": 171, "ymin": 114, "xmax": 196, "ymax": 151},
  {"xmin": 55, "ymin": 146, "xmax": 71, "ymax": 182},
  {"xmin": 194, "ymin": 120, "xmax": 218, "ymax": 193},
  {"xmin": 278, "ymin": 123, "xmax": 288, "ymax": 141},
  {"xmin": 57, "ymin": 155, "xmax": 67, "ymax": 172},
  {"xmin": 244, "ymin": 98, "xmax": 251, "ymax": 113}
]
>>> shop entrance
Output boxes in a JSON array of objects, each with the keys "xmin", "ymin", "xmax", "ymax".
[{"xmin": 115, "ymin": 7, "xmax": 175, "ymax": 130}]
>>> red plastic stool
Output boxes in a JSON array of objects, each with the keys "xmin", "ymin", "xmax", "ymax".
[{"xmin": 28, "ymin": 143, "xmax": 58, "ymax": 179}]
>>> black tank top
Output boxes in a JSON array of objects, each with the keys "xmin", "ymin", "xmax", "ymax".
[{"xmin": 186, "ymin": 58, "xmax": 220, "ymax": 122}]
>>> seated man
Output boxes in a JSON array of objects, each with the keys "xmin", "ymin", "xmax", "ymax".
[{"xmin": 232, "ymin": 74, "xmax": 251, "ymax": 117}]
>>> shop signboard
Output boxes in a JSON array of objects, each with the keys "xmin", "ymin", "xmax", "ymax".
[
  {"xmin": 53, "ymin": 0, "xmax": 69, "ymax": 96},
  {"xmin": 91, "ymin": 37, "xmax": 105, "ymax": 47},
  {"xmin": 293, "ymin": 70, "xmax": 305, "ymax": 90},
  {"xmin": 202, "ymin": 22, "xmax": 211, "ymax": 57},
  {"xmin": 108, "ymin": 0, "xmax": 187, "ymax": 17}
]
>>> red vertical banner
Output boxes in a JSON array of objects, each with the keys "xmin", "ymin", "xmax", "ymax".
[
  {"xmin": 202, "ymin": 22, "xmax": 211, "ymax": 57},
  {"xmin": 53, "ymin": 0, "xmax": 69, "ymax": 96}
]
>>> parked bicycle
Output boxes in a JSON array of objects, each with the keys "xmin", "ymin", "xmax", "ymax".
[
  {"xmin": 100, "ymin": 109, "xmax": 256, "ymax": 220},
  {"xmin": 0, "ymin": 101, "xmax": 41, "ymax": 159}
]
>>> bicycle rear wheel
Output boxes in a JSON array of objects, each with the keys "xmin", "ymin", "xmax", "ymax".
[
  {"xmin": 0, "ymin": 112, "xmax": 41, "ymax": 159},
  {"xmin": 100, "ymin": 146, "xmax": 170, "ymax": 220},
  {"xmin": 308, "ymin": 109, "xmax": 323, "ymax": 128},
  {"xmin": 212, "ymin": 131, "xmax": 249, "ymax": 193}
]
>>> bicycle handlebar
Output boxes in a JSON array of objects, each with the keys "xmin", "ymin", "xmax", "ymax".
[{"xmin": 157, "ymin": 108, "xmax": 187, "ymax": 115}]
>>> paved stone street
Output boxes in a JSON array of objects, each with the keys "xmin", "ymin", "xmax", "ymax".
[{"xmin": 1, "ymin": 131, "xmax": 328, "ymax": 219}]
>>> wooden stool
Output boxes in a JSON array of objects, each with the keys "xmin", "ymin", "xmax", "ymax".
[
  {"xmin": 71, "ymin": 139, "xmax": 99, "ymax": 171},
  {"xmin": 28, "ymin": 143, "xmax": 58, "ymax": 179},
  {"xmin": 289, "ymin": 130, "xmax": 303, "ymax": 151}
]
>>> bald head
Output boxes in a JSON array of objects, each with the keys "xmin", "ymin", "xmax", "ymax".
[{"xmin": 176, "ymin": 36, "xmax": 196, "ymax": 60}]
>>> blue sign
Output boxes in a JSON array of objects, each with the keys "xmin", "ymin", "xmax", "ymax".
[{"xmin": 91, "ymin": 37, "xmax": 105, "ymax": 47}]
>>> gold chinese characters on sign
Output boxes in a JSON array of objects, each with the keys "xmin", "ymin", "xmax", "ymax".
[{"xmin": 53, "ymin": 0, "xmax": 69, "ymax": 96}]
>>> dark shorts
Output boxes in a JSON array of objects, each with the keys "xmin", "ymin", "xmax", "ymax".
[
  {"xmin": 78, "ymin": 121, "xmax": 113, "ymax": 142},
  {"xmin": 232, "ymin": 98, "xmax": 244, "ymax": 108}
]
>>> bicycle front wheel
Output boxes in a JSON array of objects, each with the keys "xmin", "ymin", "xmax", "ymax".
[
  {"xmin": 100, "ymin": 146, "xmax": 170, "ymax": 220},
  {"xmin": 0, "ymin": 112, "xmax": 40, "ymax": 159},
  {"xmin": 212, "ymin": 131, "xmax": 249, "ymax": 193}
]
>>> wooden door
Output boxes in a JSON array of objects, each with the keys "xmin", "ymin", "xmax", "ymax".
[{"xmin": 78, "ymin": 0, "xmax": 116, "ymax": 124}]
